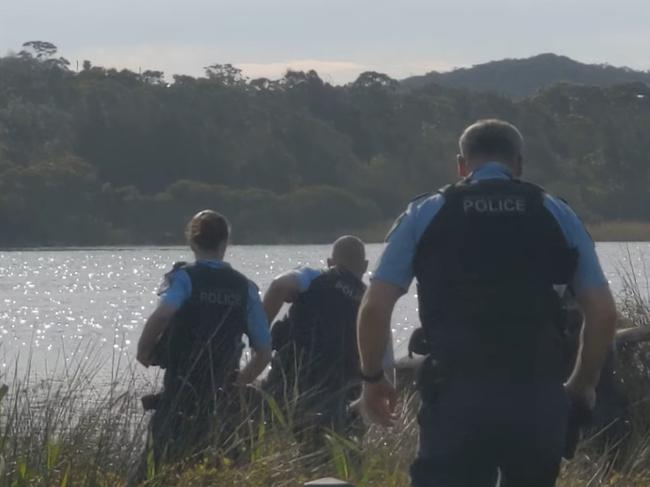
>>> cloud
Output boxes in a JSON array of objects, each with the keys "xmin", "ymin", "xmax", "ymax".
[
  {"xmin": 60, "ymin": 43, "xmax": 458, "ymax": 84},
  {"xmin": 236, "ymin": 60, "xmax": 367, "ymax": 84},
  {"xmin": 62, "ymin": 44, "xmax": 369, "ymax": 83}
]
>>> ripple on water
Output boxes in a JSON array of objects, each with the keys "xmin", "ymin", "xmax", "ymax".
[{"xmin": 0, "ymin": 243, "xmax": 649, "ymax": 379}]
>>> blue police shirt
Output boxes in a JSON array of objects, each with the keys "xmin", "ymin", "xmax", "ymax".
[
  {"xmin": 159, "ymin": 260, "xmax": 271, "ymax": 350},
  {"xmin": 290, "ymin": 266, "xmax": 324, "ymax": 293},
  {"xmin": 373, "ymin": 162, "xmax": 608, "ymax": 296}
]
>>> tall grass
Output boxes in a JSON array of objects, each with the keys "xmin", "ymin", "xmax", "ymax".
[
  {"xmin": 554, "ymin": 247, "xmax": 650, "ymax": 486},
  {"xmin": 1, "ymin": 357, "xmax": 649, "ymax": 487},
  {"xmin": 0, "ymin": 340, "xmax": 149, "ymax": 486},
  {"xmin": 2, "ymin": 259, "xmax": 650, "ymax": 486}
]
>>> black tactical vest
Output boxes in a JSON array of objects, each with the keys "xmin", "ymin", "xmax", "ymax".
[
  {"xmin": 274, "ymin": 268, "xmax": 366, "ymax": 388},
  {"xmin": 413, "ymin": 178, "xmax": 578, "ymax": 384},
  {"xmin": 158, "ymin": 263, "xmax": 249, "ymax": 399}
]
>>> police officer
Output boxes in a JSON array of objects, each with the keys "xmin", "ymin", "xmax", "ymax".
[
  {"xmin": 262, "ymin": 236, "xmax": 368, "ymax": 437},
  {"xmin": 357, "ymin": 119, "xmax": 617, "ymax": 487},
  {"xmin": 135, "ymin": 209, "xmax": 271, "ymax": 471}
]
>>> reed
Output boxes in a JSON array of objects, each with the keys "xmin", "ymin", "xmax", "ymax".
[{"xmin": 1, "ymin": 262, "xmax": 650, "ymax": 486}]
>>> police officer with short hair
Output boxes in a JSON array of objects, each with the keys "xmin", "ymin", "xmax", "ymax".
[
  {"xmin": 136, "ymin": 209, "xmax": 271, "ymax": 471},
  {"xmin": 262, "ymin": 236, "xmax": 369, "ymax": 437},
  {"xmin": 357, "ymin": 119, "xmax": 617, "ymax": 487}
]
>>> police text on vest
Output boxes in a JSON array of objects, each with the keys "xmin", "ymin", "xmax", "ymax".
[
  {"xmin": 199, "ymin": 290, "xmax": 243, "ymax": 306},
  {"xmin": 462, "ymin": 196, "xmax": 526, "ymax": 214}
]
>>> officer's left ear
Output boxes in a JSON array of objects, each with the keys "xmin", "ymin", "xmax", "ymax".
[
  {"xmin": 362, "ymin": 259, "xmax": 369, "ymax": 275},
  {"xmin": 457, "ymin": 154, "xmax": 469, "ymax": 177},
  {"xmin": 327, "ymin": 257, "xmax": 334, "ymax": 268}
]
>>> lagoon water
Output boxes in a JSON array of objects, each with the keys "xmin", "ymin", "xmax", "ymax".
[{"xmin": 1, "ymin": 243, "xmax": 649, "ymax": 384}]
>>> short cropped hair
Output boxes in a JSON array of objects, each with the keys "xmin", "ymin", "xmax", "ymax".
[
  {"xmin": 185, "ymin": 210, "xmax": 230, "ymax": 250},
  {"xmin": 459, "ymin": 119, "xmax": 524, "ymax": 162}
]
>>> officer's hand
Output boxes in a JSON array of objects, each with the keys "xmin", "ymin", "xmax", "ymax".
[
  {"xmin": 564, "ymin": 379, "xmax": 596, "ymax": 411},
  {"xmin": 361, "ymin": 378, "xmax": 398, "ymax": 427}
]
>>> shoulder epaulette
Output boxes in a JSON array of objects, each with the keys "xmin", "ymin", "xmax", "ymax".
[
  {"xmin": 410, "ymin": 192, "xmax": 432, "ymax": 203},
  {"xmin": 172, "ymin": 261, "xmax": 189, "ymax": 271},
  {"xmin": 437, "ymin": 177, "xmax": 474, "ymax": 195},
  {"xmin": 158, "ymin": 261, "xmax": 189, "ymax": 295},
  {"xmin": 385, "ymin": 191, "xmax": 440, "ymax": 242}
]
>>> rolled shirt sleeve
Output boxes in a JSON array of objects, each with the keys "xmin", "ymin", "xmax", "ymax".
[
  {"xmin": 543, "ymin": 195, "xmax": 608, "ymax": 295},
  {"xmin": 246, "ymin": 281, "xmax": 271, "ymax": 350}
]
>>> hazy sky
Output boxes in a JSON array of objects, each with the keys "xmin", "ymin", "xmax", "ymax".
[{"xmin": 1, "ymin": 0, "xmax": 649, "ymax": 84}]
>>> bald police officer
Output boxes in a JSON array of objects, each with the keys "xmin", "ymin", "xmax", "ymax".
[
  {"xmin": 357, "ymin": 120, "xmax": 617, "ymax": 487},
  {"xmin": 263, "ymin": 236, "xmax": 369, "ymax": 438}
]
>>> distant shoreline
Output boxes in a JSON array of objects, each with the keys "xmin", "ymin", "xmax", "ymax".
[
  {"xmin": 587, "ymin": 221, "xmax": 650, "ymax": 243},
  {"xmin": 2, "ymin": 221, "xmax": 650, "ymax": 251}
]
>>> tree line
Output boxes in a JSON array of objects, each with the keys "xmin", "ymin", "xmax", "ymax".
[
  {"xmin": 401, "ymin": 53, "xmax": 650, "ymax": 98},
  {"xmin": 1, "ymin": 42, "xmax": 649, "ymax": 246}
]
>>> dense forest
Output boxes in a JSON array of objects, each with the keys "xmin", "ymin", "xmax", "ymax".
[{"xmin": 1, "ymin": 42, "xmax": 650, "ymax": 246}]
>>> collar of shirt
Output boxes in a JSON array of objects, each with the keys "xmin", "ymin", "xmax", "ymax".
[
  {"xmin": 196, "ymin": 259, "xmax": 229, "ymax": 269},
  {"xmin": 468, "ymin": 161, "xmax": 513, "ymax": 182}
]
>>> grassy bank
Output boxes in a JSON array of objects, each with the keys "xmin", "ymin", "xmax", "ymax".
[
  {"xmin": 3, "ymin": 361, "xmax": 650, "ymax": 487},
  {"xmin": 2, "ymin": 277, "xmax": 650, "ymax": 486}
]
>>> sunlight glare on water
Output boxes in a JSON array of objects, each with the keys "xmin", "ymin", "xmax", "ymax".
[{"xmin": 0, "ymin": 243, "xmax": 649, "ymax": 381}]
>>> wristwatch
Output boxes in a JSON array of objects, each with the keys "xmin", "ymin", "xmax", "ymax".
[{"xmin": 360, "ymin": 369, "xmax": 385, "ymax": 383}]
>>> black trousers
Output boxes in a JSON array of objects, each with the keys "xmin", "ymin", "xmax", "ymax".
[
  {"xmin": 129, "ymin": 398, "xmax": 217, "ymax": 485},
  {"xmin": 410, "ymin": 383, "xmax": 568, "ymax": 487},
  {"xmin": 129, "ymin": 386, "xmax": 254, "ymax": 485}
]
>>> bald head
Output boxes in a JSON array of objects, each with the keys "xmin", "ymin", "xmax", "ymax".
[{"xmin": 328, "ymin": 235, "xmax": 368, "ymax": 279}]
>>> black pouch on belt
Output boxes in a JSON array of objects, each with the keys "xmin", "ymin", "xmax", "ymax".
[
  {"xmin": 141, "ymin": 392, "xmax": 162, "ymax": 411},
  {"xmin": 416, "ymin": 355, "xmax": 446, "ymax": 404}
]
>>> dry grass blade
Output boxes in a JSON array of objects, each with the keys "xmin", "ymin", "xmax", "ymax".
[{"xmin": 1, "ymin": 254, "xmax": 650, "ymax": 485}]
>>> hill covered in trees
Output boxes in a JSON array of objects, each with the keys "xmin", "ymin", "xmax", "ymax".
[
  {"xmin": 1, "ymin": 43, "xmax": 650, "ymax": 246},
  {"xmin": 401, "ymin": 53, "xmax": 650, "ymax": 98}
]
